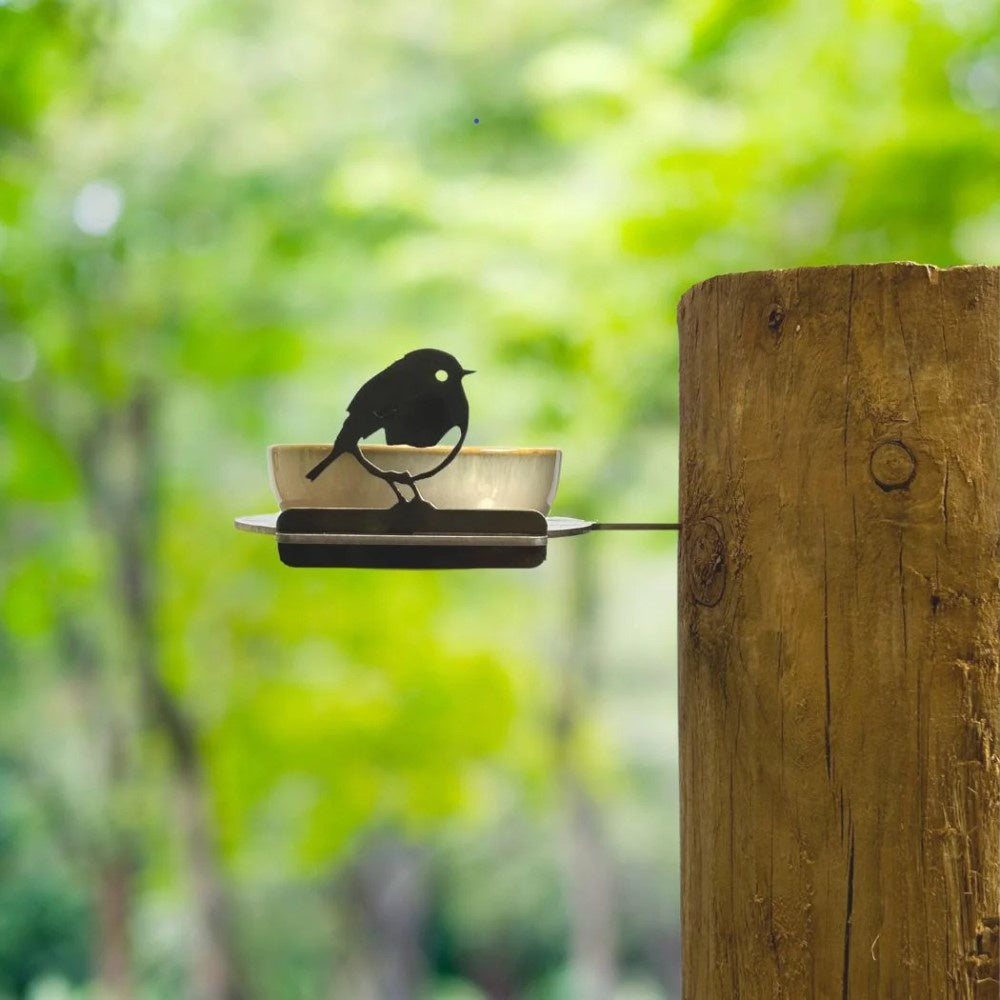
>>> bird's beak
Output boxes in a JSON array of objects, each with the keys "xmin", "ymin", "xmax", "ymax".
[{"xmin": 461, "ymin": 368, "xmax": 475, "ymax": 377}]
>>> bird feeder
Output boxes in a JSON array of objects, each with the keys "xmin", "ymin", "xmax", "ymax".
[{"xmin": 234, "ymin": 350, "xmax": 677, "ymax": 568}]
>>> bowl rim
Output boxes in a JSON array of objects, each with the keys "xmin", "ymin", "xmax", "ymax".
[{"xmin": 269, "ymin": 444, "xmax": 562, "ymax": 456}]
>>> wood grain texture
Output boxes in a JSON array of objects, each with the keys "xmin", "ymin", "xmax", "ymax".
[{"xmin": 677, "ymin": 264, "xmax": 1000, "ymax": 998}]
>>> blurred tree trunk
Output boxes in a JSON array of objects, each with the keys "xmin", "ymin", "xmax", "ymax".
[
  {"xmin": 174, "ymin": 758, "xmax": 244, "ymax": 1000},
  {"xmin": 563, "ymin": 773, "xmax": 617, "ymax": 1000},
  {"xmin": 556, "ymin": 541, "xmax": 618, "ymax": 1000},
  {"xmin": 94, "ymin": 710, "xmax": 137, "ymax": 1000},
  {"xmin": 51, "ymin": 607, "xmax": 139, "ymax": 1000},
  {"xmin": 35, "ymin": 296, "xmax": 247, "ymax": 997},
  {"xmin": 111, "ymin": 384, "xmax": 247, "ymax": 1000},
  {"xmin": 333, "ymin": 838, "xmax": 428, "ymax": 1000},
  {"xmin": 95, "ymin": 852, "xmax": 136, "ymax": 1000}
]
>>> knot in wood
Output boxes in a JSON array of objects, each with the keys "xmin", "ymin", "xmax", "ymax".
[
  {"xmin": 869, "ymin": 440, "xmax": 917, "ymax": 492},
  {"xmin": 687, "ymin": 517, "xmax": 726, "ymax": 607},
  {"xmin": 767, "ymin": 303, "xmax": 785, "ymax": 333}
]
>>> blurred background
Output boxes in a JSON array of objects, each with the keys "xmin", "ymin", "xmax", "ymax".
[{"xmin": 1, "ymin": 0, "xmax": 998, "ymax": 997}]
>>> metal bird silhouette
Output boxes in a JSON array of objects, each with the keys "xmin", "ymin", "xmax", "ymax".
[{"xmin": 305, "ymin": 348, "xmax": 474, "ymax": 504}]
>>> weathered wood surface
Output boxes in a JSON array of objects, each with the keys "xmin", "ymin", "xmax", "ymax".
[{"xmin": 677, "ymin": 263, "xmax": 1000, "ymax": 998}]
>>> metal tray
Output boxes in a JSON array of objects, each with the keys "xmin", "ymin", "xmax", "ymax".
[{"xmin": 234, "ymin": 510, "xmax": 678, "ymax": 569}]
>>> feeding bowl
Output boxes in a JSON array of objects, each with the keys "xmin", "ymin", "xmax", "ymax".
[{"xmin": 268, "ymin": 444, "xmax": 562, "ymax": 513}]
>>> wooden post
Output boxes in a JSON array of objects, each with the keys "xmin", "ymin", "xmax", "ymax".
[{"xmin": 677, "ymin": 264, "xmax": 1000, "ymax": 998}]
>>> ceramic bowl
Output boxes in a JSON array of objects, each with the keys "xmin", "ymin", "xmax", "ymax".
[{"xmin": 268, "ymin": 444, "xmax": 562, "ymax": 513}]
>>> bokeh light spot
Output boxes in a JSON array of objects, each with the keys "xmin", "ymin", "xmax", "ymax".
[
  {"xmin": 73, "ymin": 180, "xmax": 124, "ymax": 236},
  {"xmin": 965, "ymin": 55, "xmax": 1000, "ymax": 108}
]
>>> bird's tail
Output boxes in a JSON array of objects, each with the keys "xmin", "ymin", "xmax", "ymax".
[
  {"xmin": 306, "ymin": 425, "xmax": 358, "ymax": 481},
  {"xmin": 305, "ymin": 447, "xmax": 342, "ymax": 481}
]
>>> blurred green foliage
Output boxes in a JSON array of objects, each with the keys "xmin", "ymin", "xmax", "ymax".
[
  {"xmin": 1, "ymin": 0, "xmax": 998, "ymax": 996},
  {"xmin": 0, "ymin": 776, "xmax": 90, "ymax": 996}
]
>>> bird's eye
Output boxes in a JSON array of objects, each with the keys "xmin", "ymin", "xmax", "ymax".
[{"xmin": 435, "ymin": 369, "xmax": 449, "ymax": 382}]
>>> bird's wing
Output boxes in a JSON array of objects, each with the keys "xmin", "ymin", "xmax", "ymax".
[
  {"xmin": 346, "ymin": 356, "xmax": 418, "ymax": 418},
  {"xmin": 342, "ymin": 360, "xmax": 419, "ymax": 440},
  {"xmin": 382, "ymin": 395, "xmax": 454, "ymax": 446}
]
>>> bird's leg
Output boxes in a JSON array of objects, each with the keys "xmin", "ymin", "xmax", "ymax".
[
  {"xmin": 381, "ymin": 470, "xmax": 424, "ymax": 507},
  {"xmin": 396, "ymin": 471, "xmax": 427, "ymax": 505},
  {"xmin": 384, "ymin": 476, "xmax": 406, "ymax": 505}
]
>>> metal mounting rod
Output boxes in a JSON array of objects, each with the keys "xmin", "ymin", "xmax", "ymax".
[{"xmin": 592, "ymin": 522, "xmax": 680, "ymax": 531}]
